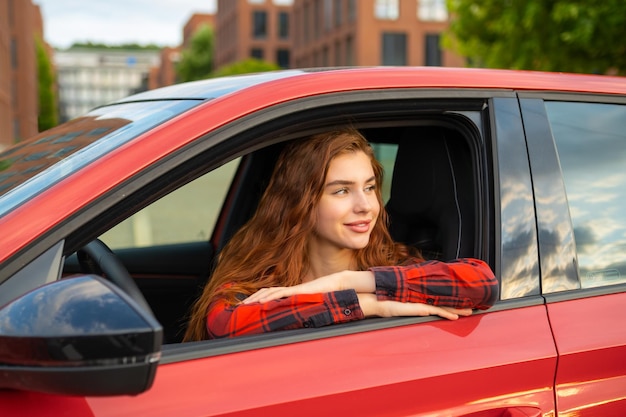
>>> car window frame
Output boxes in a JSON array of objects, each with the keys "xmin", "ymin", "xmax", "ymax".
[{"xmin": 7, "ymin": 88, "xmax": 534, "ymax": 361}]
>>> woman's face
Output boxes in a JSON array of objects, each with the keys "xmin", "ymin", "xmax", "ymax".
[{"xmin": 310, "ymin": 150, "xmax": 381, "ymax": 253}]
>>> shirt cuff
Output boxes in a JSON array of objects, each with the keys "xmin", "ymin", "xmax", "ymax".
[
  {"xmin": 309, "ymin": 289, "xmax": 364, "ymax": 327},
  {"xmin": 370, "ymin": 266, "xmax": 407, "ymax": 302}
]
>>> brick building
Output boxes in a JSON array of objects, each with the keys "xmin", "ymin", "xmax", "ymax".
[
  {"xmin": 215, "ymin": 0, "xmax": 293, "ymax": 70},
  {"xmin": 292, "ymin": 0, "xmax": 464, "ymax": 68},
  {"xmin": 0, "ymin": 0, "xmax": 44, "ymax": 149},
  {"xmin": 154, "ymin": 0, "xmax": 463, "ymax": 88},
  {"xmin": 211, "ymin": 0, "xmax": 462, "ymax": 71}
]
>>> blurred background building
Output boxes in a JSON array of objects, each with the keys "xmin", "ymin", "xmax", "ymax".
[
  {"xmin": 150, "ymin": 13, "xmax": 215, "ymax": 89},
  {"xmin": 55, "ymin": 49, "xmax": 160, "ymax": 122},
  {"xmin": 1, "ymin": 0, "xmax": 462, "ymax": 147},
  {"xmin": 291, "ymin": 0, "xmax": 463, "ymax": 67},
  {"xmin": 0, "ymin": 0, "xmax": 44, "ymax": 149},
  {"xmin": 215, "ymin": 0, "xmax": 293, "ymax": 69}
]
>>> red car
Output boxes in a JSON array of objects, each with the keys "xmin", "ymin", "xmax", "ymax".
[{"xmin": 1, "ymin": 67, "xmax": 625, "ymax": 416}]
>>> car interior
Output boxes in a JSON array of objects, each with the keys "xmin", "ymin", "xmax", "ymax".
[{"xmin": 63, "ymin": 116, "xmax": 483, "ymax": 344}]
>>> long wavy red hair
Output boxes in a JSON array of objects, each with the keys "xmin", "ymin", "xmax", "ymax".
[{"xmin": 183, "ymin": 128, "xmax": 418, "ymax": 341}]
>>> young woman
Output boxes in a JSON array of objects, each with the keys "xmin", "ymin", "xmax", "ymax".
[{"xmin": 184, "ymin": 128, "xmax": 498, "ymax": 341}]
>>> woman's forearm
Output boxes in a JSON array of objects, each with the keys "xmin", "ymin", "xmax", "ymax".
[{"xmin": 339, "ymin": 270, "xmax": 376, "ymax": 293}]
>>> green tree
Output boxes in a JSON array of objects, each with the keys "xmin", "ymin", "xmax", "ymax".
[
  {"xmin": 176, "ymin": 24, "xmax": 214, "ymax": 82},
  {"xmin": 69, "ymin": 42, "xmax": 162, "ymax": 51},
  {"xmin": 445, "ymin": 0, "xmax": 626, "ymax": 75},
  {"xmin": 211, "ymin": 58, "xmax": 280, "ymax": 78},
  {"xmin": 36, "ymin": 37, "xmax": 58, "ymax": 132}
]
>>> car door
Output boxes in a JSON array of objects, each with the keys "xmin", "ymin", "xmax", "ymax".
[
  {"xmin": 77, "ymin": 92, "xmax": 558, "ymax": 416},
  {"xmin": 521, "ymin": 96, "xmax": 626, "ymax": 416}
]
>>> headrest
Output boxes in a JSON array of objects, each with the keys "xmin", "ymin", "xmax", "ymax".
[{"xmin": 386, "ymin": 127, "xmax": 472, "ymax": 260}]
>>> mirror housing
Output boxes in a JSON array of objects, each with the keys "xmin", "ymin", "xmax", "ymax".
[{"xmin": 0, "ymin": 275, "xmax": 163, "ymax": 396}]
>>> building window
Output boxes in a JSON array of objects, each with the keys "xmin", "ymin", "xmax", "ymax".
[
  {"xmin": 304, "ymin": 2, "xmax": 311, "ymax": 42},
  {"xmin": 382, "ymin": 32, "xmax": 407, "ymax": 65},
  {"xmin": 248, "ymin": 0, "xmax": 265, "ymax": 4},
  {"xmin": 251, "ymin": 48, "xmax": 264, "ymax": 60},
  {"xmin": 334, "ymin": 0, "xmax": 343, "ymax": 27},
  {"xmin": 314, "ymin": 0, "xmax": 321, "ymax": 39},
  {"xmin": 13, "ymin": 119, "xmax": 20, "ymax": 141},
  {"xmin": 252, "ymin": 11, "xmax": 267, "ymax": 39},
  {"xmin": 346, "ymin": 35, "xmax": 354, "ymax": 65},
  {"xmin": 322, "ymin": 46, "xmax": 329, "ymax": 66},
  {"xmin": 272, "ymin": 0, "xmax": 293, "ymax": 5},
  {"xmin": 277, "ymin": 49, "xmax": 290, "ymax": 68},
  {"xmin": 324, "ymin": 0, "xmax": 333, "ymax": 32},
  {"xmin": 7, "ymin": 0, "xmax": 14, "ymax": 25},
  {"xmin": 375, "ymin": 0, "xmax": 399, "ymax": 20},
  {"xmin": 425, "ymin": 33, "xmax": 442, "ymax": 66},
  {"xmin": 418, "ymin": 0, "xmax": 448, "ymax": 21},
  {"xmin": 278, "ymin": 11, "xmax": 289, "ymax": 39},
  {"xmin": 348, "ymin": 0, "xmax": 356, "ymax": 22}
]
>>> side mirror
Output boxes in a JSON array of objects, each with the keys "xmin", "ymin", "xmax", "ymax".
[{"xmin": 0, "ymin": 275, "xmax": 163, "ymax": 396}]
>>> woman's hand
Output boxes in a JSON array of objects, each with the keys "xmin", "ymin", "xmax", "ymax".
[
  {"xmin": 358, "ymin": 293, "xmax": 472, "ymax": 320},
  {"xmin": 382, "ymin": 302, "xmax": 473, "ymax": 320}
]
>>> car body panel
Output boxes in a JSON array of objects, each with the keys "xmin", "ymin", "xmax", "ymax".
[
  {"xmin": 79, "ymin": 307, "xmax": 555, "ymax": 416},
  {"xmin": 548, "ymin": 292, "xmax": 626, "ymax": 416}
]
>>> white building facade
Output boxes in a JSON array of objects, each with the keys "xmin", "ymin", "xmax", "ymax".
[{"xmin": 55, "ymin": 49, "xmax": 160, "ymax": 122}]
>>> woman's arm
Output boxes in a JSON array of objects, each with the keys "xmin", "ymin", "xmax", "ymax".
[
  {"xmin": 209, "ymin": 275, "xmax": 471, "ymax": 338},
  {"xmin": 371, "ymin": 258, "xmax": 499, "ymax": 310},
  {"xmin": 245, "ymin": 258, "xmax": 498, "ymax": 310},
  {"xmin": 207, "ymin": 290, "xmax": 363, "ymax": 338}
]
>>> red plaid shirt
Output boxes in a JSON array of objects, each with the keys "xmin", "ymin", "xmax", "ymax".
[{"xmin": 206, "ymin": 258, "xmax": 498, "ymax": 339}]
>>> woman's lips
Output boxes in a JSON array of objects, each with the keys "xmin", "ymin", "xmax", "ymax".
[{"xmin": 345, "ymin": 219, "xmax": 372, "ymax": 233}]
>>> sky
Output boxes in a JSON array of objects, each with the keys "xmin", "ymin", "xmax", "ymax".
[{"xmin": 35, "ymin": 0, "xmax": 217, "ymax": 49}]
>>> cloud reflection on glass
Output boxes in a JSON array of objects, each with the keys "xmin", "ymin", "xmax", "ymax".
[{"xmin": 547, "ymin": 101, "xmax": 626, "ymax": 289}]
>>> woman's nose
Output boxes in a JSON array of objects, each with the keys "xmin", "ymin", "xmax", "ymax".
[{"xmin": 353, "ymin": 191, "xmax": 372, "ymax": 212}]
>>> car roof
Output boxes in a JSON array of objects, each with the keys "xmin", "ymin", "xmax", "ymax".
[{"xmin": 112, "ymin": 67, "xmax": 626, "ymax": 104}]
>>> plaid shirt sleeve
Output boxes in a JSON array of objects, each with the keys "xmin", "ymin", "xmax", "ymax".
[
  {"xmin": 206, "ymin": 289, "xmax": 364, "ymax": 339},
  {"xmin": 370, "ymin": 258, "xmax": 499, "ymax": 310}
]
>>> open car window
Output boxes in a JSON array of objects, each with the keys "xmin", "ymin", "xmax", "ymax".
[{"xmin": 59, "ymin": 95, "xmax": 491, "ymax": 348}]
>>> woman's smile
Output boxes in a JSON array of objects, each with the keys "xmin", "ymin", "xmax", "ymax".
[{"xmin": 344, "ymin": 219, "xmax": 373, "ymax": 233}]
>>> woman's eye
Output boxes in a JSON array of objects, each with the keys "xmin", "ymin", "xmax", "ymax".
[
  {"xmin": 333, "ymin": 187, "xmax": 348, "ymax": 195},
  {"xmin": 365, "ymin": 184, "xmax": 376, "ymax": 192}
]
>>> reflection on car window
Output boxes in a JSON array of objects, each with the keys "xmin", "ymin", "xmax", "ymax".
[
  {"xmin": 0, "ymin": 100, "xmax": 199, "ymax": 217},
  {"xmin": 546, "ymin": 101, "xmax": 626, "ymax": 288},
  {"xmin": 101, "ymin": 159, "xmax": 240, "ymax": 249}
]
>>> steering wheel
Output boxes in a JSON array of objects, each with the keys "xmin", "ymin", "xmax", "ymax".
[{"xmin": 77, "ymin": 239, "xmax": 154, "ymax": 315}]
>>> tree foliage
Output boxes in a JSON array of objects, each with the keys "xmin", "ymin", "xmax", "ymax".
[
  {"xmin": 211, "ymin": 58, "xmax": 281, "ymax": 78},
  {"xmin": 176, "ymin": 24, "xmax": 214, "ymax": 82},
  {"xmin": 69, "ymin": 42, "xmax": 162, "ymax": 51},
  {"xmin": 445, "ymin": 0, "xmax": 626, "ymax": 75},
  {"xmin": 36, "ymin": 38, "xmax": 58, "ymax": 132}
]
